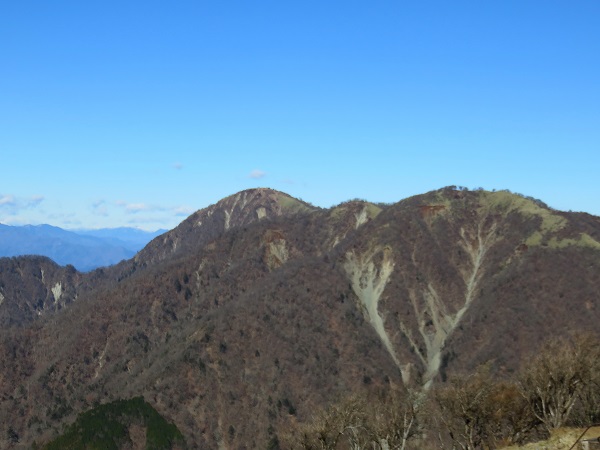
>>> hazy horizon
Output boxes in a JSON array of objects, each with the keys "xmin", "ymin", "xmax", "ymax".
[{"xmin": 1, "ymin": 184, "xmax": 596, "ymax": 233}]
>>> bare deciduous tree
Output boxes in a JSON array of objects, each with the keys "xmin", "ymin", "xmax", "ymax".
[
  {"xmin": 433, "ymin": 364, "xmax": 499, "ymax": 450},
  {"xmin": 283, "ymin": 334, "xmax": 600, "ymax": 450},
  {"xmin": 518, "ymin": 334, "xmax": 600, "ymax": 432},
  {"xmin": 283, "ymin": 388, "xmax": 423, "ymax": 450},
  {"xmin": 285, "ymin": 395, "xmax": 366, "ymax": 450},
  {"xmin": 489, "ymin": 380, "xmax": 537, "ymax": 446},
  {"xmin": 365, "ymin": 388, "xmax": 424, "ymax": 450}
]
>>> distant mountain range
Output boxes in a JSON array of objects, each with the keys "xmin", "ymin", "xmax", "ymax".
[{"xmin": 0, "ymin": 224, "xmax": 166, "ymax": 271}]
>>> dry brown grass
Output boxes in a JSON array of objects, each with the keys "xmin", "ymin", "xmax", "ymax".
[{"xmin": 501, "ymin": 427, "xmax": 600, "ymax": 450}]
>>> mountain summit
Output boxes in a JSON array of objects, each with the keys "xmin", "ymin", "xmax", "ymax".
[
  {"xmin": 134, "ymin": 188, "xmax": 317, "ymax": 266},
  {"xmin": 0, "ymin": 187, "xmax": 599, "ymax": 448}
]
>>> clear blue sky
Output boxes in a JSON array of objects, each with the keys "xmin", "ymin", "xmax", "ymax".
[{"xmin": 2, "ymin": 1, "xmax": 599, "ymax": 230}]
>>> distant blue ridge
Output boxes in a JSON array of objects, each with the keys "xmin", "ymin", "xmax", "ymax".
[{"xmin": 0, "ymin": 224, "xmax": 166, "ymax": 272}]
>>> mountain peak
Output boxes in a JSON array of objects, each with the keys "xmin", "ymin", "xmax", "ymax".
[
  {"xmin": 209, "ymin": 188, "xmax": 317, "ymax": 229},
  {"xmin": 134, "ymin": 188, "xmax": 318, "ymax": 265}
]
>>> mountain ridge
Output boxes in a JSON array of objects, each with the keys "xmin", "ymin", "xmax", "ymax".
[{"xmin": 0, "ymin": 186, "xmax": 599, "ymax": 448}]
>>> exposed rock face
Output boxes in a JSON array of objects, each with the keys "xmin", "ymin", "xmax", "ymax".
[
  {"xmin": 263, "ymin": 230, "xmax": 290, "ymax": 270},
  {"xmin": 0, "ymin": 256, "xmax": 84, "ymax": 325},
  {"xmin": 1, "ymin": 187, "xmax": 600, "ymax": 449},
  {"xmin": 344, "ymin": 247, "xmax": 401, "ymax": 377}
]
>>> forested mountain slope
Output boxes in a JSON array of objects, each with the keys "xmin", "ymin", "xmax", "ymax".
[{"xmin": 0, "ymin": 187, "xmax": 599, "ymax": 448}]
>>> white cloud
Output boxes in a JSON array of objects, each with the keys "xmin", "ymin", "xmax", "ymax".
[
  {"xmin": 0, "ymin": 194, "xmax": 43, "ymax": 212},
  {"xmin": 0, "ymin": 194, "xmax": 15, "ymax": 206},
  {"xmin": 107, "ymin": 200, "xmax": 195, "ymax": 229},
  {"xmin": 116, "ymin": 201, "xmax": 166, "ymax": 214},
  {"xmin": 91, "ymin": 200, "xmax": 109, "ymax": 217},
  {"xmin": 26, "ymin": 196, "xmax": 44, "ymax": 209},
  {"xmin": 125, "ymin": 214, "xmax": 180, "ymax": 231},
  {"xmin": 0, "ymin": 195, "xmax": 45, "ymax": 226},
  {"xmin": 249, "ymin": 169, "xmax": 266, "ymax": 179},
  {"xmin": 1, "ymin": 216, "xmax": 26, "ymax": 226},
  {"xmin": 173, "ymin": 205, "xmax": 195, "ymax": 216},
  {"xmin": 126, "ymin": 203, "xmax": 151, "ymax": 213},
  {"xmin": 128, "ymin": 203, "xmax": 148, "ymax": 212}
]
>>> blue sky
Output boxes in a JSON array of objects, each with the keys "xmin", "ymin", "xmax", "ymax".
[{"xmin": 1, "ymin": 1, "xmax": 599, "ymax": 230}]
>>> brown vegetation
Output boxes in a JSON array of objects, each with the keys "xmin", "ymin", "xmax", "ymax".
[
  {"xmin": 0, "ymin": 187, "xmax": 599, "ymax": 448},
  {"xmin": 288, "ymin": 334, "xmax": 600, "ymax": 449}
]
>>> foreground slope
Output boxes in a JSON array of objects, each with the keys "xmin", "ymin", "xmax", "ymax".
[{"xmin": 0, "ymin": 187, "xmax": 599, "ymax": 448}]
